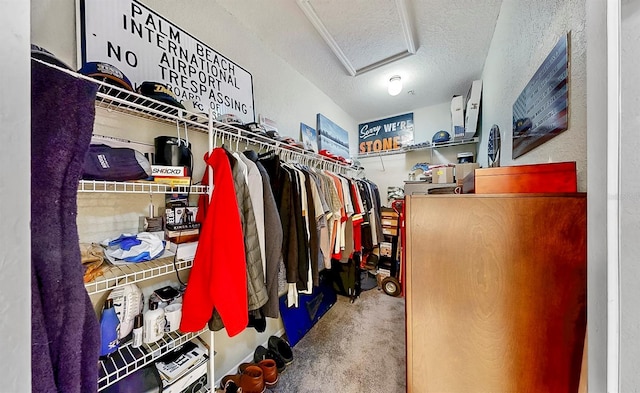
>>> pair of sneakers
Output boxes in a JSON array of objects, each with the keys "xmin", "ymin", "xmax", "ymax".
[{"xmin": 253, "ymin": 335, "xmax": 294, "ymax": 374}]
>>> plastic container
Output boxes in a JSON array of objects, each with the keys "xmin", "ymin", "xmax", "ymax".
[
  {"xmin": 131, "ymin": 314, "xmax": 143, "ymax": 348},
  {"xmin": 99, "ymin": 298, "xmax": 120, "ymax": 357},
  {"xmin": 457, "ymin": 152, "xmax": 474, "ymax": 163},
  {"xmin": 143, "ymin": 302, "xmax": 165, "ymax": 344}
]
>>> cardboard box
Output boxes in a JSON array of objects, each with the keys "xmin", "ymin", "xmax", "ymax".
[
  {"xmin": 432, "ymin": 167, "xmax": 454, "ymax": 184},
  {"xmin": 380, "ymin": 208, "xmax": 399, "ymax": 219},
  {"xmin": 382, "ymin": 227, "xmax": 398, "ymax": 236},
  {"xmin": 381, "ymin": 218, "xmax": 398, "ymax": 228},
  {"xmin": 455, "ymin": 163, "xmax": 480, "ymax": 182},
  {"xmin": 380, "ymin": 242, "xmax": 393, "ymax": 257},
  {"xmin": 151, "ymin": 165, "xmax": 188, "ymax": 177},
  {"xmin": 451, "ymin": 95, "xmax": 465, "ymax": 141},
  {"xmin": 165, "ymin": 228, "xmax": 200, "ymax": 244},
  {"xmin": 464, "ymin": 80, "xmax": 482, "ymax": 139},
  {"xmin": 153, "ymin": 176, "xmax": 192, "ymax": 187},
  {"xmin": 167, "ymin": 241, "xmax": 199, "ymax": 261},
  {"xmin": 464, "ymin": 162, "xmax": 577, "ymax": 194}
]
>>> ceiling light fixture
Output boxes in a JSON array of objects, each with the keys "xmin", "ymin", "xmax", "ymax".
[{"xmin": 388, "ymin": 75, "xmax": 402, "ymax": 96}]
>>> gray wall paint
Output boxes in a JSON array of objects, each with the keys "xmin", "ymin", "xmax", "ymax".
[
  {"xmin": 621, "ymin": 0, "xmax": 640, "ymax": 389},
  {"xmin": 480, "ymin": 0, "xmax": 587, "ymax": 191},
  {"xmin": 0, "ymin": 1, "xmax": 31, "ymax": 391},
  {"xmin": 586, "ymin": 0, "xmax": 608, "ymax": 391}
]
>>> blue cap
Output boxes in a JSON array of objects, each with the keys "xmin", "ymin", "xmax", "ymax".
[
  {"xmin": 432, "ymin": 130, "xmax": 451, "ymax": 144},
  {"xmin": 78, "ymin": 62, "xmax": 133, "ymax": 91}
]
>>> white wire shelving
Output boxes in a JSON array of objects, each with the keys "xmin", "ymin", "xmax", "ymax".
[
  {"xmin": 84, "ymin": 255, "xmax": 194, "ymax": 295},
  {"xmin": 78, "ymin": 179, "xmax": 209, "ymax": 195},
  {"xmin": 34, "ymin": 56, "xmax": 358, "ymax": 393},
  {"xmin": 98, "ymin": 328, "xmax": 208, "ymax": 391},
  {"xmin": 33, "ymin": 57, "xmax": 358, "ymax": 175}
]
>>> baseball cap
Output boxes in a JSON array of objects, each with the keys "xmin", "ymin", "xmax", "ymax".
[
  {"xmin": 31, "ymin": 44, "xmax": 72, "ymax": 70},
  {"xmin": 216, "ymin": 113, "xmax": 244, "ymax": 126},
  {"xmin": 432, "ymin": 130, "xmax": 451, "ymax": 144},
  {"xmin": 182, "ymin": 100, "xmax": 209, "ymax": 124},
  {"xmin": 136, "ymin": 81, "xmax": 185, "ymax": 109},
  {"xmin": 78, "ymin": 62, "xmax": 134, "ymax": 91}
]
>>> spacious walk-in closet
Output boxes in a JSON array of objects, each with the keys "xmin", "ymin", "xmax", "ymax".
[{"xmin": 6, "ymin": 0, "xmax": 640, "ymax": 392}]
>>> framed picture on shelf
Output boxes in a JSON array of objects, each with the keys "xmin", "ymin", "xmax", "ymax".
[
  {"xmin": 317, "ymin": 113, "xmax": 350, "ymax": 159},
  {"xmin": 300, "ymin": 122, "xmax": 318, "ymax": 153}
]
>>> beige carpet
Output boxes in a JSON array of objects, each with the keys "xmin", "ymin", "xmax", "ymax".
[{"xmin": 272, "ymin": 288, "xmax": 406, "ymax": 393}]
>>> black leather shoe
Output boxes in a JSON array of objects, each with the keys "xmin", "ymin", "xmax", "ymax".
[
  {"xmin": 254, "ymin": 345, "xmax": 286, "ymax": 373},
  {"xmin": 268, "ymin": 335, "xmax": 293, "ymax": 365}
]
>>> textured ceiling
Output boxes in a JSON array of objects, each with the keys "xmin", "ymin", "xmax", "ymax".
[{"xmin": 214, "ymin": 0, "xmax": 502, "ymax": 123}]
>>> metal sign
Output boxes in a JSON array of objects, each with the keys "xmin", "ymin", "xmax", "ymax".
[
  {"xmin": 358, "ymin": 113, "xmax": 414, "ymax": 155},
  {"xmin": 78, "ymin": 0, "xmax": 255, "ymax": 123}
]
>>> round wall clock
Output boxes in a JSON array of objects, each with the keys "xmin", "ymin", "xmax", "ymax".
[{"xmin": 488, "ymin": 124, "xmax": 501, "ymax": 167}]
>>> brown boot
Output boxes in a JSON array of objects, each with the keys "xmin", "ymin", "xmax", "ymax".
[
  {"xmin": 239, "ymin": 359, "xmax": 278, "ymax": 388},
  {"xmin": 257, "ymin": 359, "xmax": 278, "ymax": 388},
  {"xmin": 239, "ymin": 365, "xmax": 265, "ymax": 393}
]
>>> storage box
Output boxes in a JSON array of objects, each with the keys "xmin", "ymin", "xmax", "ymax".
[
  {"xmin": 381, "ymin": 208, "xmax": 399, "ymax": 219},
  {"xmin": 380, "ymin": 242, "xmax": 393, "ymax": 257},
  {"xmin": 165, "ymin": 228, "xmax": 200, "ymax": 244},
  {"xmin": 432, "ymin": 167, "xmax": 454, "ymax": 184},
  {"xmin": 451, "ymin": 95, "xmax": 465, "ymax": 140},
  {"xmin": 455, "ymin": 163, "xmax": 480, "ymax": 182},
  {"xmin": 463, "ymin": 162, "xmax": 577, "ymax": 194},
  {"xmin": 381, "ymin": 218, "xmax": 398, "ymax": 228},
  {"xmin": 167, "ymin": 241, "xmax": 199, "ymax": 261},
  {"xmin": 382, "ymin": 227, "xmax": 398, "ymax": 236},
  {"xmin": 464, "ymin": 80, "xmax": 482, "ymax": 139}
]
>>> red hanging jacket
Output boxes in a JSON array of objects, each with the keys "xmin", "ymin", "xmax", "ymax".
[{"xmin": 180, "ymin": 148, "xmax": 248, "ymax": 337}]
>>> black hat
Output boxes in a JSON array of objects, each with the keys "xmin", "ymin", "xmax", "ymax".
[
  {"xmin": 136, "ymin": 81, "xmax": 185, "ymax": 109},
  {"xmin": 31, "ymin": 44, "xmax": 72, "ymax": 70}
]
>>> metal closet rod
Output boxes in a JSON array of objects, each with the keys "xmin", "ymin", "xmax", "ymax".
[{"xmin": 209, "ymin": 123, "xmax": 351, "ymax": 175}]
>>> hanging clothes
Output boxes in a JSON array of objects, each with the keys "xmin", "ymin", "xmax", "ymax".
[
  {"xmin": 244, "ymin": 150, "xmax": 282, "ymax": 319},
  {"xmin": 180, "ymin": 148, "xmax": 248, "ymax": 337},
  {"xmin": 227, "ymin": 149, "xmax": 268, "ymax": 313}
]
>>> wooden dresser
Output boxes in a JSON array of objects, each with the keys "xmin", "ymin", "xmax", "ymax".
[{"xmin": 405, "ymin": 193, "xmax": 586, "ymax": 393}]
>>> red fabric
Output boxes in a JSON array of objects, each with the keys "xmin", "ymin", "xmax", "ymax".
[
  {"xmin": 352, "ymin": 215, "xmax": 363, "ymax": 251},
  {"xmin": 180, "ymin": 148, "xmax": 248, "ymax": 337}
]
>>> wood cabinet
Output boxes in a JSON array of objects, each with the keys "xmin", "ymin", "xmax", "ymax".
[{"xmin": 405, "ymin": 194, "xmax": 586, "ymax": 393}]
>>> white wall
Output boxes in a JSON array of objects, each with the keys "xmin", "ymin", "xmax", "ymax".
[
  {"xmin": 620, "ymin": 0, "xmax": 640, "ymax": 389},
  {"xmin": 30, "ymin": 0, "xmax": 358, "ymax": 384},
  {"xmin": 585, "ymin": 0, "xmax": 608, "ymax": 390},
  {"xmin": 1, "ymin": 1, "xmax": 31, "ymax": 391},
  {"xmin": 480, "ymin": 0, "xmax": 587, "ymax": 192}
]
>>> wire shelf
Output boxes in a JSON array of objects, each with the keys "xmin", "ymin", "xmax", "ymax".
[
  {"xmin": 33, "ymin": 57, "xmax": 357, "ymax": 175},
  {"xmin": 358, "ymin": 137, "xmax": 480, "ymax": 158},
  {"xmin": 98, "ymin": 328, "xmax": 208, "ymax": 391},
  {"xmin": 78, "ymin": 180, "xmax": 209, "ymax": 194},
  {"xmin": 85, "ymin": 255, "xmax": 193, "ymax": 295}
]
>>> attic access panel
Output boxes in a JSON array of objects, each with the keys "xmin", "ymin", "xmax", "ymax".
[{"xmin": 297, "ymin": 0, "xmax": 416, "ymax": 76}]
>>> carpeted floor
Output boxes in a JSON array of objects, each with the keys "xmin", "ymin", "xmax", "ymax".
[{"xmin": 272, "ymin": 287, "xmax": 406, "ymax": 393}]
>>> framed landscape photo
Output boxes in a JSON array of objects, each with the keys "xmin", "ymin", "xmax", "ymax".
[
  {"xmin": 300, "ymin": 122, "xmax": 318, "ymax": 152},
  {"xmin": 512, "ymin": 33, "xmax": 570, "ymax": 158},
  {"xmin": 317, "ymin": 113, "xmax": 350, "ymax": 159}
]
